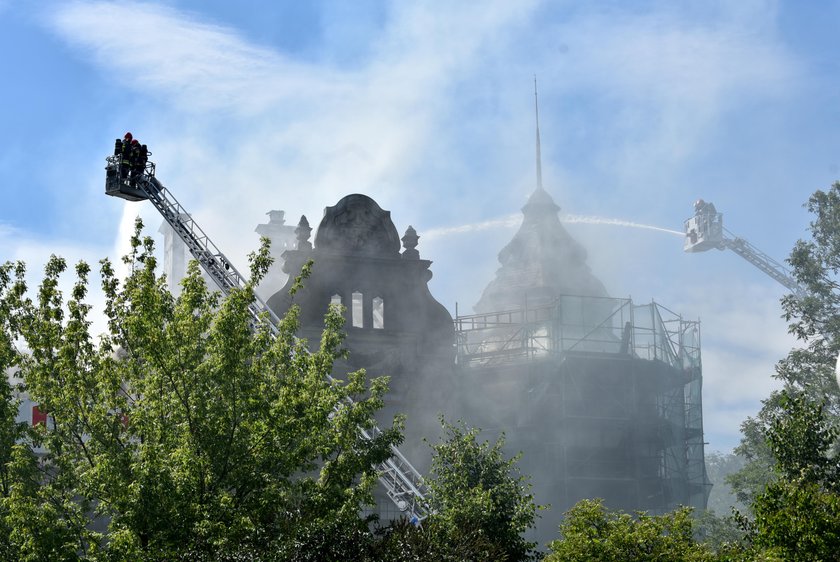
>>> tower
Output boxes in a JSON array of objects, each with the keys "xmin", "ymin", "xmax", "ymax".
[
  {"xmin": 475, "ymin": 78, "xmax": 608, "ymax": 314},
  {"xmin": 450, "ymin": 83, "xmax": 710, "ymax": 544},
  {"xmin": 159, "ymin": 218, "xmax": 189, "ymax": 295},
  {"xmin": 254, "ymin": 210, "xmax": 297, "ymax": 302}
]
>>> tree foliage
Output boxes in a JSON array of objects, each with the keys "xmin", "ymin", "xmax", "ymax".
[
  {"xmin": 370, "ymin": 517, "xmax": 510, "ymax": 561},
  {"xmin": 764, "ymin": 391, "xmax": 839, "ymax": 488},
  {"xmin": 722, "ymin": 182, "xmax": 840, "ymax": 560},
  {"xmin": 544, "ymin": 499, "xmax": 716, "ymax": 562},
  {"xmin": 423, "ymin": 419, "xmax": 541, "ymax": 562},
  {"xmin": 730, "ymin": 182, "xmax": 840, "ymax": 505},
  {"xmin": 0, "ymin": 220, "xmax": 402, "ymax": 560},
  {"xmin": 741, "ymin": 390, "xmax": 840, "ymax": 561}
]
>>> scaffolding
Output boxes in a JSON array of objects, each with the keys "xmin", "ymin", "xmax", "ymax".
[{"xmin": 453, "ymin": 295, "xmax": 710, "ymax": 531}]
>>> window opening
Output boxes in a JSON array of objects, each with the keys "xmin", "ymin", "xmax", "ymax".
[
  {"xmin": 352, "ymin": 292, "xmax": 364, "ymax": 328},
  {"xmin": 372, "ymin": 297, "xmax": 384, "ymax": 329}
]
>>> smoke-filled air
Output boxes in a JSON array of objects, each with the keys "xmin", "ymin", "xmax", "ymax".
[{"xmin": 2, "ymin": 1, "xmax": 840, "ymax": 559}]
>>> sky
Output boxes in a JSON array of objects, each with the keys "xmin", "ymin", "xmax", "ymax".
[{"xmin": 2, "ymin": 0, "xmax": 840, "ymax": 454}]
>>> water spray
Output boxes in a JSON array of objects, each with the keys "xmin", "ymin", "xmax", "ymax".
[
  {"xmin": 423, "ymin": 213, "xmax": 682, "ymax": 240},
  {"xmin": 424, "ymin": 214, "xmax": 521, "ymax": 239},
  {"xmin": 562, "ymin": 214, "xmax": 683, "ymax": 236}
]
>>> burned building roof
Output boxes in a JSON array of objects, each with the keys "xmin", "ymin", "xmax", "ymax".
[
  {"xmin": 474, "ymin": 186, "xmax": 609, "ymax": 313},
  {"xmin": 266, "ymin": 193, "xmax": 454, "ymax": 354}
]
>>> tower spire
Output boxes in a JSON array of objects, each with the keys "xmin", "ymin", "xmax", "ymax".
[{"xmin": 534, "ymin": 75, "xmax": 543, "ymax": 191}]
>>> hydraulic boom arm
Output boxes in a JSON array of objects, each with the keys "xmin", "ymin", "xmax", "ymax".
[
  {"xmin": 105, "ymin": 153, "xmax": 429, "ymax": 522},
  {"xmin": 683, "ymin": 199, "xmax": 803, "ymax": 296}
]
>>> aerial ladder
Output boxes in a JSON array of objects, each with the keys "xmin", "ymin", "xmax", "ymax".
[
  {"xmin": 683, "ymin": 199, "xmax": 804, "ymax": 297},
  {"xmin": 105, "ymin": 149, "xmax": 429, "ymax": 522}
]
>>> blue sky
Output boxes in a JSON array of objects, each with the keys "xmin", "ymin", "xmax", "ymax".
[{"xmin": 2, "ymin": 0, "xmax": 840, "ymax": 453}]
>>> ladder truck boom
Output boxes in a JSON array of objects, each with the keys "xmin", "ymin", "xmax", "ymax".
[
  {"xmin": 683, "ymin": 199, "xmax": 804, "ymax": 296},
  {"xmin": 105, "ymin": 153, "xmax": 430, "ymax": 522}
]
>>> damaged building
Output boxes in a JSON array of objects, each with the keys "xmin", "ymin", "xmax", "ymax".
[
  {"xmin": 234, "ymin": 183, "xmax": 710, "ymax": 542},
  {"xmin": 150, "ymin": 107, "xmax": 710, "ymax": 542}
]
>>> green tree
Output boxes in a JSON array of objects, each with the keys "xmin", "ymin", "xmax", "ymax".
[
  {"xmin": 763, "ymin": 391, "xmax": 839, "ymax": 489},
  {"xmin": 2, "ymin": 260, "xmax": 92, "ymax": 561},
  {"xmin": 1, "ymin": 220, "xmax": 402, "ymax": 560},
  {"xmin": 692, "ymin": 509, "xmax": 747, "ymax": 555},
  {"xmin": 544, "ymin": 499, "xmax": 717, "ymax": 562},
  {"xmin": 370, "ymin": 517, "xmax": 509, "ymax": 561},
  {"xmin": 422, "ymin": 419, "xmax": 541, "ymax": 562},
  {"xmin": 743, "ymin": 390, "xmax": 840, "ymax": 561},
  {"xmin": 0, "ymin": 264, "xmax": 30, "ymax": 559},
  {"xmin": 728, "ymin": 414, "xmax": 776, "ymax": 508},
  {"xmin": 721, "ymin": 183, "xmax": 840, "ymax": 561},
  {"xmin": 0, "ymin": 262, "xmax": 19, "ymax": 560},
  {"xmin": 730, "ymin": 182, "xmax": 840, "ymax": 505}
]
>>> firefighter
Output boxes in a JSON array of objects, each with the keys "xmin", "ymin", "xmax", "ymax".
[
  {"xmin": 109, "ymin": 137, "xmax": 123, "ymax": 183},
  {"xmin": 129, "ymin": 139, "xmax": 142, "ymax": 182},
  {"xmin": 138, "ymin": 144, "xmax": 149, "ymax": 175},
  {"xmin": 120, "ymin": 132, "xmax": 133, "ymax": 179}
]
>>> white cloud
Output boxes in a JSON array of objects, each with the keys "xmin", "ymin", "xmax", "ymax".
[
  {"xmin": 48, "ymin": 0, "xmax": 539, "ymax": 273},
  {"xmin": 50, "ymin": 1, "xmax": 341, "ymax": 114}
]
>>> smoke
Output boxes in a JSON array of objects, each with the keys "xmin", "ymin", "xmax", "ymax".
[{"xmin": 422, "ymin": 213, "xmax": 683, "ymax": 240}]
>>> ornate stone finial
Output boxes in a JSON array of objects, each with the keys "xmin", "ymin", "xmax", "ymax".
[
  {"xmin": 401, "ymin": 225, "xmax": 420, "ymax": 259},
  {"xmin": 267, "ymin": 210, "xmax": 286, "ymax": 225},
  {"xmin": 296, "ymin": 215, "xmax": 312, "ymax": 251},
  {"xmin": 255, "ymin": 210, "xmax": 287, "ymax": 238}
]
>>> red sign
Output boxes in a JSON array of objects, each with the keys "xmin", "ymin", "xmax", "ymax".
[{"xmin": 32, "ymin": 405, "xmax": 48, "ymax": 427}]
